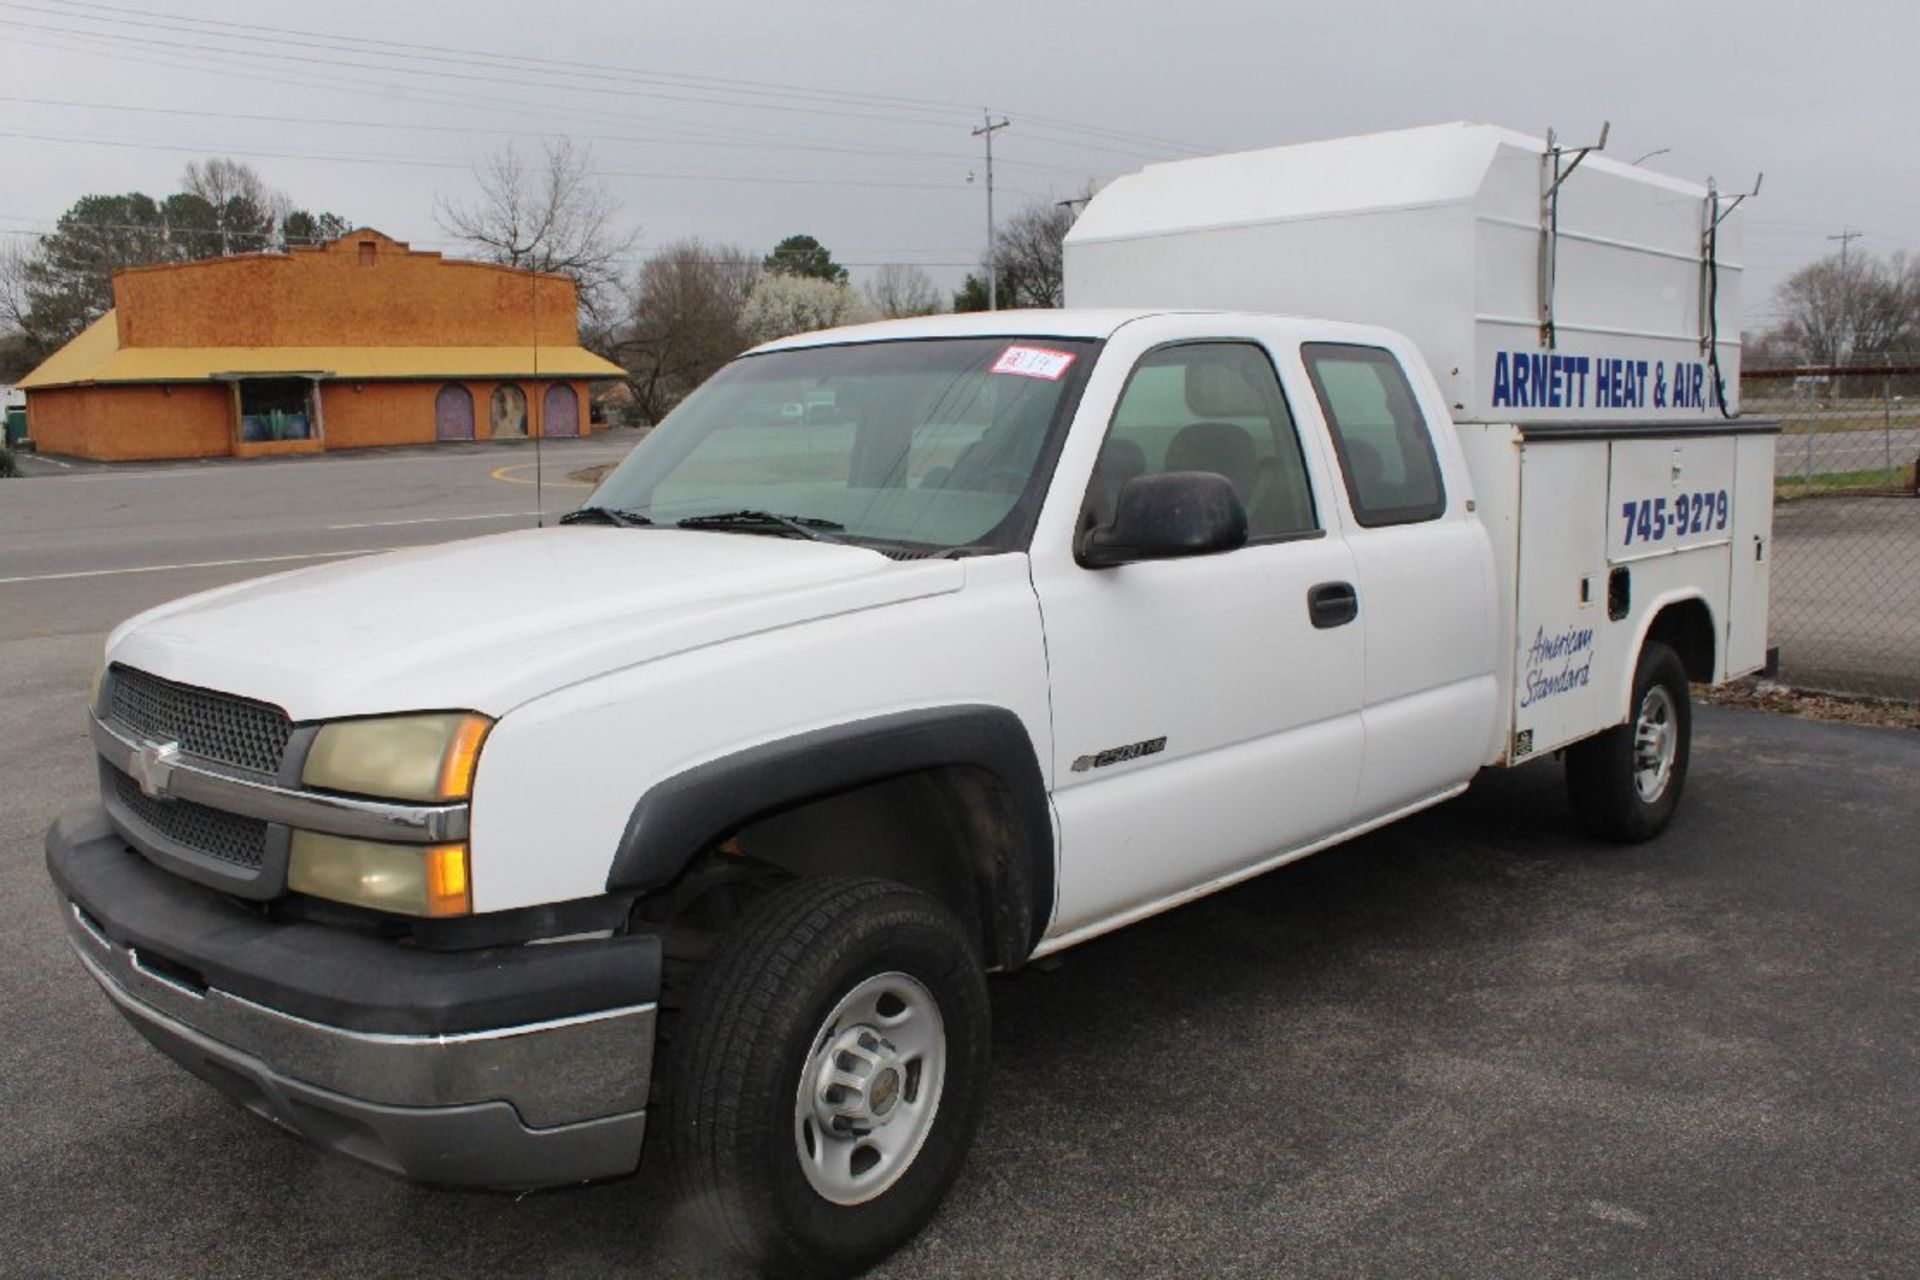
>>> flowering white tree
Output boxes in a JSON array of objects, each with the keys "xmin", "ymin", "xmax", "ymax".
[{"xmin": 739, "ymin": 274, "xmax": 872, "ymax": 345}]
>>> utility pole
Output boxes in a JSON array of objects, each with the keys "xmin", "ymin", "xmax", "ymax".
[
  {"xmin": 1828, "ymin": 227, "xmax": 1861, "ymax": 271},
  {"xmin": 972, "ymin": 111, "xmax": 1009, "ymax": 309},
  {"xmin": 1828, "ymin": 228, "xmax": 1863, "ymax": 366}
]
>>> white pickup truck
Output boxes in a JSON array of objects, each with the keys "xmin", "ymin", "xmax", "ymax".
[{"xmin": 46, "ymin": 124, "xmax": 1772, "ymax": 1276}]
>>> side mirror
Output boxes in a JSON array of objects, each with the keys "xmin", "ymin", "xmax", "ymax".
[{"xmin": 1079, "ymin": 471, "xmax": 1249, "ymax": 568}]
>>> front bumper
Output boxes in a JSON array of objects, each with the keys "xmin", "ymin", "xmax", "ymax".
[{"xmin": 47, "ymin": 806, "xmax": 660, "ymax": 1190}]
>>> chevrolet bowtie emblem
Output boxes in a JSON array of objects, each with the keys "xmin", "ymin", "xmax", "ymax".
[{"xmin": 131, "ymin": 740, "xmax": 181, "ymax": 801}]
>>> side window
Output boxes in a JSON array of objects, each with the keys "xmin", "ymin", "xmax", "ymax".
[
  {"xmin": 1089, "ymin": 342, "xmax": 1317, "ymax": 541},
  {"xmin": 1302, "ymin": 343, "xmax": 1445, "ymax": 526}
]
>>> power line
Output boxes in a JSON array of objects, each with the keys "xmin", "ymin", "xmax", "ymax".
[
  {"xmin": 0, "ymin": 6, "xmax": 1191, "ymax": 166},
  {"xmin": 10, "ymin": 0, "xmax": 1206, "ymax": 162},
  {"xmin": 32, "ymin": 0, "xmax": 982, "ymax": 119},
  {"xmin": 0, "ymin": 32, "xmax": 961, "ymax": 171},
  {"xmin": 0, "ymin": 9, "xmax": 972, "ymax": 133},
  {"xmin": 0, "ymin": 130, "xmax": 986, "ymax": 191},
  {"xmin": 0, "ymin": 94, "xmax": 1088, "ymax": 178},
  {"xmin": 0, "ymin": 23, "xmax": 1163, "ymax": 181},
  {"xmin": 34, "ymin": 0, "xmax": 1214, "ymax": 157}
]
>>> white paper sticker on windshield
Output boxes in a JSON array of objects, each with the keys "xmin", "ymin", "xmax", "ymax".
[{"xmin": 991, "ymin": 346, "xmax": 1077, "ymax": 381}]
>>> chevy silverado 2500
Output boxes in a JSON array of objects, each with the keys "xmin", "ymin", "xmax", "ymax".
[{"xmin": 46, "ymin": 124, "xmax": 1771, "ymax": 1276}]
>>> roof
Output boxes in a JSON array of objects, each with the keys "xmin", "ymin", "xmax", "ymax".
[
  {"xmin": 18, "ymin": 312, "xmax": 625, "ymax": 389},
  {"xmin": 752, "ymin": 308, "xmax": 1165, "ymax": 352},
  {"xmin": 111, "ymin": 227, "xmax": 580, "ymax": 284}
]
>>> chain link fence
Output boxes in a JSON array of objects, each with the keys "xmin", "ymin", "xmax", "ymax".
[{"xmin": 1743, "ymin": 364, "xmax": 1920, "ymax": 700}]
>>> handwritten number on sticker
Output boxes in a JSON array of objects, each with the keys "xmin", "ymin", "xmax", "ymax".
[{"xmin": 991, "ymin": 346, "xmax": 1077, "ymax": 381}]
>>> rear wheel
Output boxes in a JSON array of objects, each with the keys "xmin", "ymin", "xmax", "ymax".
[
  {"xmin": 1565, "ymin": 641, "xmax": 1692, "ymax": 841},
  {"xmin": 662, "ymin": 876, "xmax": 989, "ymax": 1278}
]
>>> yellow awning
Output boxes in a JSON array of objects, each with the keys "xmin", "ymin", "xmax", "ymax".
[{"xmin": 19, "ymin": 311, "xmax": 625, "ymax": 389}]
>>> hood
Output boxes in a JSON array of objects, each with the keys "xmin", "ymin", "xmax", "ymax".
[{"xmin": 107, "ymin": 528, "xmax": 963, "ymax": 721}]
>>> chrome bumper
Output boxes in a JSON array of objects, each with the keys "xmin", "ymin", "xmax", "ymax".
[{"xmin": 49, "ymin": 809, "xmax": 656, "ymax": 1190}]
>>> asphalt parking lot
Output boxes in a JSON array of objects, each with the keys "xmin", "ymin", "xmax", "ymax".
[{"xmin": 2, "ymin": 445, "xmax": 1915, "ymax": 1277}]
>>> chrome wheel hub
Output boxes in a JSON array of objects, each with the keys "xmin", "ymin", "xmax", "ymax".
[
  {"xmin": 1632, "ymin": 684, "xmax": 1679, "ymax": 803},
  {"xmin": 794, "ymin": 971, "xmax": 945, "ymax": 1205}
]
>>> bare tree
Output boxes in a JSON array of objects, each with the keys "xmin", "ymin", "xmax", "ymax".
[
  {"xmin": 617, "ymin": 239, "xmax": 759, "ymax": 423},
  {"xmin": 979, "ymin": 191, "xmax": 1095, "ymax": 309},
  {"xmin": 437, "ymin": 138, "xmax": 638, "ymax": 327},
  {"xmin": 0, "ymin": 239, "xmax": 32, "ymax": 338},
  {"xmin": 862, "ymin": 263, "xmax": 943, "ymax": 318},
  {"xmin": 180, "ymin": 158, "xmax": 289, "ymax": 254},
  {"xmin": 0, "ymin": 240, "xmax": 40, "ymax": 380},
  {"xmin": 1771, "ymin": 250, "xmax": 1919, "ymax": 367}
]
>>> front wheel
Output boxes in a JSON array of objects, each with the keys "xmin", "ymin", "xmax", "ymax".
[
  {"xmin": 1565, "ymin": 640, "xmax": 1692, "ymax": 841},
  {"xmin": 661, "ymin": 876, "xmax": 990, "ymax": 1278}
]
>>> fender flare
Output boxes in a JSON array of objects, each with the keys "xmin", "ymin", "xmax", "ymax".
[
  {"xmin": 1617, "ymin": 588, "xmax": 1715, "ymax": 720},
  {"xmin": 604, "ymin": 705, "xmax": 1055, "ymax": 959}
]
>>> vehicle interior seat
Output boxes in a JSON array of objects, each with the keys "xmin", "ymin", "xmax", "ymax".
[{"xmin": 1164, "ymin": 421, "xmax": 1259, "ymax": 497}]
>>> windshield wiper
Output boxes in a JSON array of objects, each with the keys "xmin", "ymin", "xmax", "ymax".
[
  {"xmin": 559, "ymin": 506, "xmax": 653, "ymax": 528},
  {"xmin": 677, "ymin": 510, "xmax": 846, "ymax": 543}
]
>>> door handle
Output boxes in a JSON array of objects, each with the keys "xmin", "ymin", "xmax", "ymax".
[{"xmin": 1307, "ymin": 581, "xmax": 1359, "ymax": 629}]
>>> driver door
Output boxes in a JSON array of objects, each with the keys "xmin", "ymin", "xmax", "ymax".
[{"xmin": 1029, "ymin": 323, "xmax": 1366, "ymax": 941}]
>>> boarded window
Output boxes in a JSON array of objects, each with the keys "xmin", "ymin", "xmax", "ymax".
[
  {"xmin": 435, "ymin": 384, "xmax": 475, "ymax": 441},
  {"xmin": 542, "ymin": 384, "xmax": 579, "ymax": 438}
]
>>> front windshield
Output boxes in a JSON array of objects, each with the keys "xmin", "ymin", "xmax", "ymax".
[{"xmin": 586, "ymin": 337, "xmax": 1097, "ymax": 552}]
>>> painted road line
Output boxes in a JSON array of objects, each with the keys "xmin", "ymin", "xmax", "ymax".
[
  {"xmin": 25, "ymin": 448, "xmax": 628, "ymax": 483},
  {"xmin": 326, "ymin": 511, "xmax": 541, "ymax": 530},
  {"xmin": 490, "ymin": 462, "xmax": 595, "ymax": 489},
  {"xmin": 0, "ymin": 548, "xmax": 398, "ymax": 586}
]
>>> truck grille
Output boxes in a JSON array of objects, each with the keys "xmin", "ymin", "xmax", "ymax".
[
  {"xmin": 110, "ymin": 768, "xmax": 268, "ymax": 869},
  {"xmin": 107, "ymin": 666, "xmax": 292, "ymax": 777}
]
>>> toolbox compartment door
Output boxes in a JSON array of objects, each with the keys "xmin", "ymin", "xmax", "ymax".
[
  {"xmin": 1512, "ymin": 440, "xmax": 1612, "ymax": 759},
  {"xmin": 1725, "ymin": 435, "xmax": 1776, "ymax": 677},
  {"xmin": 1605, "ymin": 438, "xmax": 1737, "ymax": 565}
]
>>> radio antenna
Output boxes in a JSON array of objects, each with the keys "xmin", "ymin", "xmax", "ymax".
[{"xmin": 531, "ymin": 258, "xmax": 544, "ymax": 527}]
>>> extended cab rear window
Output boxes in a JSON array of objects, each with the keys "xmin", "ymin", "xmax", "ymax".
[{"xmin": 1302, "ymin": 344, "xmax": 1446, "ymax": 527}]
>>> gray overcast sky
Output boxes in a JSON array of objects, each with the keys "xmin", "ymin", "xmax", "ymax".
[{"xmin": 3, "ymin": 0, "xmax": 1916, "ymax": 328}]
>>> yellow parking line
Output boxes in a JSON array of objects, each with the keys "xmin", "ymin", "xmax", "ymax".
[{"xmin": 490, "ymin": 462, "xmax": 593, "ymax": 489}]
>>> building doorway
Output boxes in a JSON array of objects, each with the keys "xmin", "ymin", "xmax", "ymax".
[
  {"xmin": 490, "ymin": 384, "xmax": 528, "ymax": 438},
  {"xmin": 542, "ymin": 383, "xmax": 579, "ymax": 438},
  {"xmin": 435, "ymin": 384, "xmax": 475, "ymax": 441}
]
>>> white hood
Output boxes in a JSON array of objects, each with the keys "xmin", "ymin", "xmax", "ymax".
[{"xmin": 107, "ymin": 528, "xmax": 963, "ymax": 721}]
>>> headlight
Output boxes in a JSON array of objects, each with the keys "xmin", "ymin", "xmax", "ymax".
[
  {"xmin": 289, "ymin": 832, "xmax": 470, "ymax": 917},
  {"xmin": 302, "ymin": 712, "xmax": 492, "ymax": 802},
  {"xmin": 89, "ymin": 665, "xmax": 108, "ymax": 715}
]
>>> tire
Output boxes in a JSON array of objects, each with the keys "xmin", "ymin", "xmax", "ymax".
[
  {"xmin": 661, "ymin": 876, "xmax": 990, "ymax": 1279},
  {"xmin": 1565, "ymin": 640, "xmax": 1692, "ymax": 842}
]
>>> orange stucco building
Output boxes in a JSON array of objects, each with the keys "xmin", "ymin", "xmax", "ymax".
[{"xmin": 18, "ymin": 229, "xmax": 624, "ymax": 461}]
